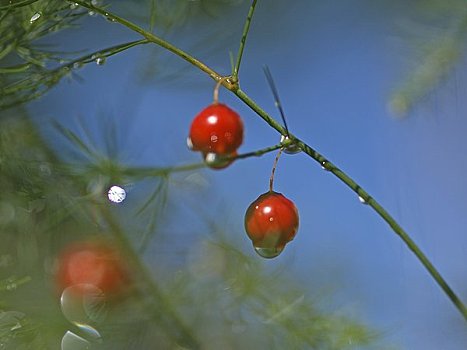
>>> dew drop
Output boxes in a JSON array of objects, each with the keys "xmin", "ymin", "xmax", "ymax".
[
  {"xmin": 88, "ymin": 10, "xmax": 96, "ymax": 16},
  {"xmin": 60, "ymin": 284, "xmax": 106, "ymax": 344},
  {"xmin": 29, "ymin": 12, "xmax": 41, "ymax": 24},
  {"xmin": 320, "ymin": 160, "xmax": 331, "ymax": 171},
  {"xmin": 280, "ymin": 135, "xmax": 301, "ymax": 154},
  {"xmin": 358, "ymin": 196, "xmax": 368, "ymax": 205},
  {"xmin": 95, "ymin": 56, "xmax": 106, "ymax": 65},
  {"xmin": 186, "ymin": 136, "xmax": 194, "ymax": 150},
  {"xmin": 203, "ymin": 152, "xmax": 234, "ymax": 169},
  {"xmin": 104, "ymin": 13, "xmax": 115, "ymax": 22},
  {"xmin": 61, "ymin": 331, "xmax": 91, "ymax": 350},
  {"xmin": 107, "ymin": 185, "xmax": 126, "ymax": 203},
  {"xmin": 70, "ymin": 3, "xmax": 79, "ymax": 9},
  {"xmin": 254, "ymin": 245, "xmax": 284, "ymax": 259}
]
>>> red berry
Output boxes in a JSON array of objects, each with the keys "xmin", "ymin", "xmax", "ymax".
[
  {"xmin": 56, "ymin": 241, "xmax": 128, "ymax": 296},
  {"xmin": 188, "ymin": 103, "xmax": 243, "ymax": 155},
  {"xmin": 244, "ymin": 191, "xmax": 299, "ymax": 258}
]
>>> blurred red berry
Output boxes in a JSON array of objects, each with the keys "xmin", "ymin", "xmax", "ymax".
[{"xmin": 56, "ymin": 241, "xmax": 128, "ymax": 295}]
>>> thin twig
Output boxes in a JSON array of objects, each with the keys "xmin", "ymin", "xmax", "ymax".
[
  {"xmin": 233, "ymin": 0, "xmax": 259, "ymax": 80},
  {"xmin": 269, "ymin": 148, "xmax": 283, "ymax": 192}
]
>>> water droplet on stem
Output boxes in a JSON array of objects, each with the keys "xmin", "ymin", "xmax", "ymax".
[
  {"xmin": 29, "ymin": 12, "xmax": 41, "ymax": 24},
  {"xmin": 280, "ymin": 135, "xmax": 301, "ymax": 154},
  {"xmin": 95, "ymin": 57, "xmax": 106, "ymax": 65},
  {"xmin": 358, "ymin": 196, "xmax": 368, "ymax": 204}
]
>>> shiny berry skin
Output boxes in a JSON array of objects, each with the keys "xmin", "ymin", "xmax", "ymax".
[
  {"xmin": 244, "ymin": 191, "xmax": 299, "ymax": 258},
  {"xmin": 56, "ymin": 241, "xmax": 128, "ymax": 296},
  {"xmin": 188, "ymin": 103, "xmax": 243, "ymax": 155}
]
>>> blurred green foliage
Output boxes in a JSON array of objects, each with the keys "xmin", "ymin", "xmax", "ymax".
[{"xmin": 0, "ymin": 114, "xmax": 384, "ymax": 348}]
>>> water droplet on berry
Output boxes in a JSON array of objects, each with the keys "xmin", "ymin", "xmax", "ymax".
[
  {"xmin": 107, "ymin": 185, "xmax": 126, "ymax": 203},
  {"xmin": 280, "ymin": 135, "xmax": 301, "ymax": 154},
  {"xmin": 186, "ymin": 136, "xmax": 194, "ymax": 150},
  {"xmin": 203, "ymin": 152, "xmax": 235, "ymax": 169},
  {"xmin": 254, "ymin": 245, "xmax": 284, "ymax": 259},
  {"xmin": 61, "ymin": 331, "xmax": 91, "ymax": 350},
  {"xmin": 29, "ymin": 12, "xmax": 41, "ymax": 24}
]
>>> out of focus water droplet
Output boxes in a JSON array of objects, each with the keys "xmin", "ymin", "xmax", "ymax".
[
  {"xmin": 29, "ymin": 12, "xmax": 41, "ymax": 24},
  {"xmin": 95, "ymin": 57, "xmax": 106, "ymax": 65},
  {"xmin": 61, "ymin": 331, "xmax": 91, "ymax": 350},
  {"xmin": 280, "ymin": 135, "xmax": 301, "ymax": 154},
  {"xmin": 70, "ymin": 3, "xmax": 79, "ymax": 9},
  {"xmin": 88, "ymin": 10, "xmax": 96, "ymax": 16},
  {"xmin": 254, "ymin": 245, "xmax": 283, "ymax": 259},
  {"xmin": 73, "ymin": 62, "xmax": 83, "ymax": 69},
  {"xmin": 107, "ymin": 185, "xmax": 126, "ymax": 203},
  {"xmin": 60, "ymin": 284, "xmax": 106, "ymax": 341}
]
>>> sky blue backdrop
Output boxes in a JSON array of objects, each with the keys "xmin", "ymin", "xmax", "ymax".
[{"xmin": 31, "ymin": 1, "xmax": 467, "ymax": 349}]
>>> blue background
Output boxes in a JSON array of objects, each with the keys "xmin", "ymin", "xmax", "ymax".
[{"xmin": 32, "ymin": 1, "xmax": 467, "ymax": 349}]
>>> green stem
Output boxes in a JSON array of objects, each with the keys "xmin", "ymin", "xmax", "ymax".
[
  {"xmin": 70, "ymin": 0, "xmax": 467, "ymax": 323},
  {"xmin": 233, "ymin": 143, "xmax": 283, "ymax": 160},
  {"xmin": 232, "ymin": 0, "xmax": 259, "ymax": 80},
  {"xmin": 0, "ymin": 0, "xmax": 40, "ymax": 11},
  {"xmin": 122, "ymin": 143, "xmax": 284, "ymax": 179}
]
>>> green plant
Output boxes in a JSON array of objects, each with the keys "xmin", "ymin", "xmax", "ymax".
[{"xmin": 1, "ymin": 0, "xmax": 466, "ymax": 348}]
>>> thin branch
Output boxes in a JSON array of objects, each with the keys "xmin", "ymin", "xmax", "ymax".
[
  {"xmin": 233, "ymin": 143, "xmax": 283, "ymax": 160},
  {"xmin": 269, "ymin": 148, "xmax": 283, "ymax": 192},
  {"xmin": 232, "ymin": 0, "xmax": 259, "ymax": 80},
  {"xmin": 263, "ymin": 65, "xmax": 289, "ymax": 136},
  {"xmin": 0, "ymin": 0, "xmax": 40, "ymax": 11},
  {"xmin": 122, "ymin": 144, "xmax": 284, "ymax": 179},
  {"xmin": 1, "ymin": 39, "xmax": 149, "ymax": 110},
  {"xmin": 72, "ymin": 0, "xmax": 227, "ymax": 85}
]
